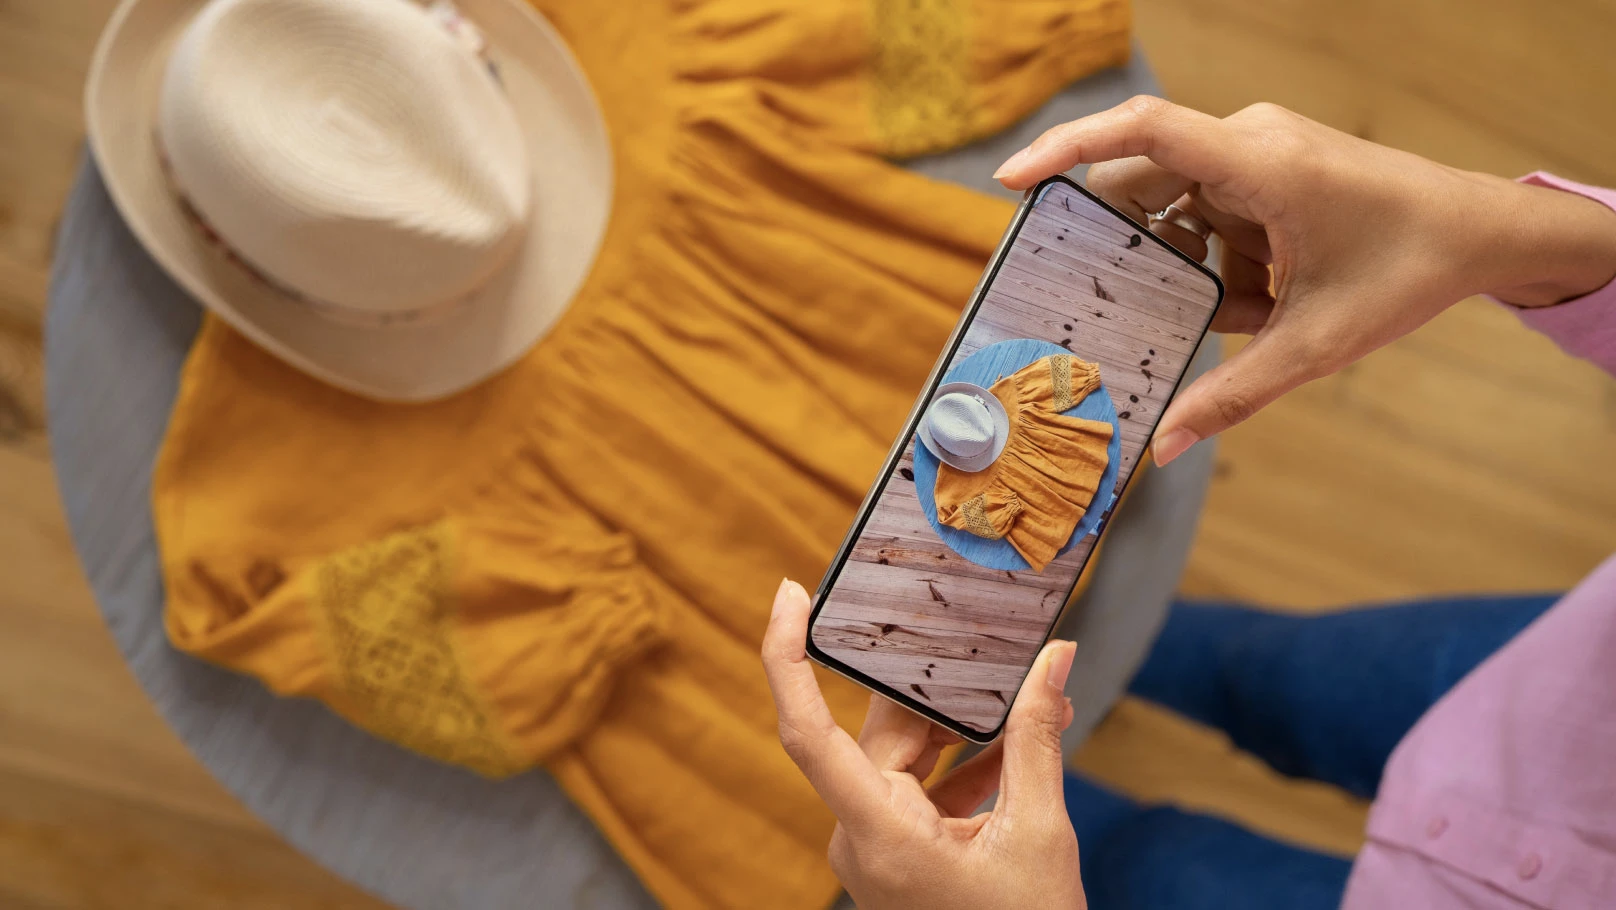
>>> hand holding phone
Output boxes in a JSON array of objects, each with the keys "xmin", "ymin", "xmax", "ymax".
[
  {"xmin": 998, "ymin": 100, "xmax": 1616, "ymax": 460},
  {"xmin": 806, "ymin": 176, "xmax": 1223, "ymax": 741},
  {"xmin": 763, "ymin": 579, "xmax": 1088, "ymax": 910}
]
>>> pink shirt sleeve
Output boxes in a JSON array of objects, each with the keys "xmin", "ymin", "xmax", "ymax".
[
  {"xmin": 1497, "ymin": 172, "xmax": 1616, "ymax": 377},
  {"xmin": 1342, "ymin": 172, "xmax": 1616, "ymax": 909}
]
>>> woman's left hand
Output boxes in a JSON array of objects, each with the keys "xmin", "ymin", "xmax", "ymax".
[{"xmin": 762, "ymin": 579, "xmax": 1087, "ymax": 910}]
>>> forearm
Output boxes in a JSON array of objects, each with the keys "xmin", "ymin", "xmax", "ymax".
[
  {"xmin": 1445, "ymin": 171, "xmax": 1616, "ymax": 376},
  {"xmin": 1459, "ymin": 171, "xmax": 1616, "ymax": 308}
]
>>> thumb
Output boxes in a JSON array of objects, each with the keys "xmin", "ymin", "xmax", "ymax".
[
  {"xmin": 1152, "ymin": 321, "xmax": 1324, "ymax": 465},
  {"xmin": 996, "ymin": 640, "xmax": 1076, "ymax": 824}
]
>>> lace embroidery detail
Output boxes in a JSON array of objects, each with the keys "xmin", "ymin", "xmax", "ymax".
[
  {"xmin": 870, "ymin": 0, "xmax": 971, "ymax": 157},
  {"xmin": 960, "ymin": 493, "xmax": 1019, "ymax": 539},
  {"xmin": 1050, "ymin": 354, "xmax": 1076, "ymax": 411},
  {"xmin": 312, "ymin": 522, "xmax": 523, "ymax": 777}
]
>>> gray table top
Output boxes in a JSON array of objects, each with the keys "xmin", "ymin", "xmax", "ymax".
[{"xmin": 46, "ymin": 49, "xmax": 1215, "ymax": 910}]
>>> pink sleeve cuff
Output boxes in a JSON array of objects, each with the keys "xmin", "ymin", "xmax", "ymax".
[{"xmin": 1492, "ymin": 172, "xmax": 1616, "ymax": 376}]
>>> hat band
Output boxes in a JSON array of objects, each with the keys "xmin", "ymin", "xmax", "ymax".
[{"xmin": 155, "ymin": 143, "xmax": 473, "ymax": 329}]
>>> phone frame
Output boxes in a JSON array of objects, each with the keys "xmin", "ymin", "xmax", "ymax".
[{"xmin": 805, "ymin": 173, "xmax": 1226, "ymax": 743}]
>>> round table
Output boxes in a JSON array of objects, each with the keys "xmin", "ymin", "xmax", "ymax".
[{"xmin": 46, "ymin": 49, "xmax": 1217, "ymax": 910}]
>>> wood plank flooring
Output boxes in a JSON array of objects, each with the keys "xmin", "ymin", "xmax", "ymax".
[{"xmin": 3, "ymin": 0, "xmax": 1614, "ymax": 902}]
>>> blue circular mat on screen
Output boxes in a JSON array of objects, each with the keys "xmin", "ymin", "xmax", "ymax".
[{"xmin": 913, "ymin": 338, "xmax": 1122, "ymax": 572}]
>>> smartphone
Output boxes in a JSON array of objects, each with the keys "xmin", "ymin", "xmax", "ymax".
[{"xmin": 806, "ymin": 175, "xmax": 1224, "ymax": 742}]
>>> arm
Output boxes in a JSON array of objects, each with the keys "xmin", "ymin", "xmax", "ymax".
[{"xmin": 1488, "ymin": 173, "xmax": 1616, "ymax": 377}]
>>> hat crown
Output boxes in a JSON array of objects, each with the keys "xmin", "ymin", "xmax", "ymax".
[
  {"xmin": 157, "ymin": 0, "xmax": 532, "ymax": 321},
  {"xmin": 928, "ymin": 392, "xmax": 996, "ymax": 457}
]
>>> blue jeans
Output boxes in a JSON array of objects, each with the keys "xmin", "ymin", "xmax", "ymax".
[{"xmin": 1067, "ymin": 593, "xmax": 1559, "ymax": 909}]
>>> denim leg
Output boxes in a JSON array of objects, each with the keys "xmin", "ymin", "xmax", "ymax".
[
  {"xmin": 1065, "ymin": 773, "xmax": 1350, "ymax": 910},
  {"xmin": 1127, "ymin": 593, "xmax": 1559, "ymax": 798}
]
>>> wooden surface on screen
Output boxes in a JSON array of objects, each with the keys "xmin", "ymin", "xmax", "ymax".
[{"xmin": 814, "ymin": 182, "xmax": 1220, "ymax": 732}]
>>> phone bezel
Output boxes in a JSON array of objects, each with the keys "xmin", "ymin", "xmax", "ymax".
[{"xmin": 804, "ymin": 173, "xmax": 1226, "ymax": 743}]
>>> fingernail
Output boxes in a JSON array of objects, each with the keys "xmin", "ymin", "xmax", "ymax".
[
  {"xmin": 772, "ymin": 578, "xmax": 792, "ymax": 616},
  {"xmin": 993, "ymin": 147, "xmax": 1030, "ymax": 179},
  {"xmin": 1045, "ymin": 640, "xmax": 1075, "ymax": 692},
  {"xmin": 1152, "ymin": 427, "xmax": 1199, "ymax": 466}
]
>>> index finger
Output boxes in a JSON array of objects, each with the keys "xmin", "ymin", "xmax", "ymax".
[
  {"xmin": 994, "ymin": 96, "xmax": 1235, "ymax": 191},
  {"xmin": 762, "ymin": 579, "xmax": 890, "ymax": 823}
]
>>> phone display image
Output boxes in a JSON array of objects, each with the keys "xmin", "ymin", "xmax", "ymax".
[
  {"xmin": 809, "ymin": 178, "xmax": 1222, "ymax": 739},
  {"xmin": 913, "ymin": 342, "xmax": 1121, "ymax": 573}
]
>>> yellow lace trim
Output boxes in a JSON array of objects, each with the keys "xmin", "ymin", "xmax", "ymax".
[
  {"xmin": 311, "ymin": 522, "xmax": 524, "ymax": 778},
  {"xmin": 1051, "ymin": 354, "xmax": 1077, "ymax": 412},
  {"xmin": 870, "ymin": 0, "xmax": 971, "ymax": 157},
  {"xmin": 960, "ymin": 492, "xmax": 1018, "ymax": 540}
]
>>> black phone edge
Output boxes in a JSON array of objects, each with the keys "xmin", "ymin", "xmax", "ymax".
[{"xmin": 805, "ymin": 173, "xmax": 1226, "ymax": 744}]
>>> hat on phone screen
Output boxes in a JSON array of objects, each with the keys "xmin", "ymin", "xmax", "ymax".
[{"xmin": 917, "ymin": 382, "xmax": 1011, "ymax": 473}]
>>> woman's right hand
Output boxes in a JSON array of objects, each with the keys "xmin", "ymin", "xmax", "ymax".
[{"xmin": 994, "ymin": 98, "xmax": 1616, "ymax": 464}]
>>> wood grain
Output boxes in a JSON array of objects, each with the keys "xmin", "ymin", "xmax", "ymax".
[
  {"xmin": 815, "ymin": 181, "xmax": 1220, "ymax": 732},
  {"xmin": 0, "ymin": 762, "xmax": 391, "ymax": 909}
]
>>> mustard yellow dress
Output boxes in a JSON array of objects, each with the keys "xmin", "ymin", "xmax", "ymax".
[
  {"xmin": 935, "ymin": 355, "xmax": 1114, "ymax": 572},
  {"xmin": 150, "ymin": 2, "xmax": 1130, "ymax": 907}
]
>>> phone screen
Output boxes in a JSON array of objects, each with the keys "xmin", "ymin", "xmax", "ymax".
[{"xmin": 807, "ymin": 177, "xmax": 1223, "ymax": 740}]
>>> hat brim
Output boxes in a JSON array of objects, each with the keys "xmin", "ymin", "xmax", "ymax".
[
  {"xmin": 84, "ymin": 0, "xmax": 612, "ymax": 402},
  {"xmin": 916, "ymin": 381, "xmax": 1010, "ymax": 474}
]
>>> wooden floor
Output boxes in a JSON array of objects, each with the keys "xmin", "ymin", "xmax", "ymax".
[{"xmin": 3, "ymin": 0, "xmax": 1614, "ymax": 904}]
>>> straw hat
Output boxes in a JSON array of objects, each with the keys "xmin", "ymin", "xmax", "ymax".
[
  {"xmin": 85, "ymin": 0, "xmax": 612, "ymax": 401},
  {"xmin": 917, "ymin": 382, "xmax": 1010, "ymax": 473}
]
